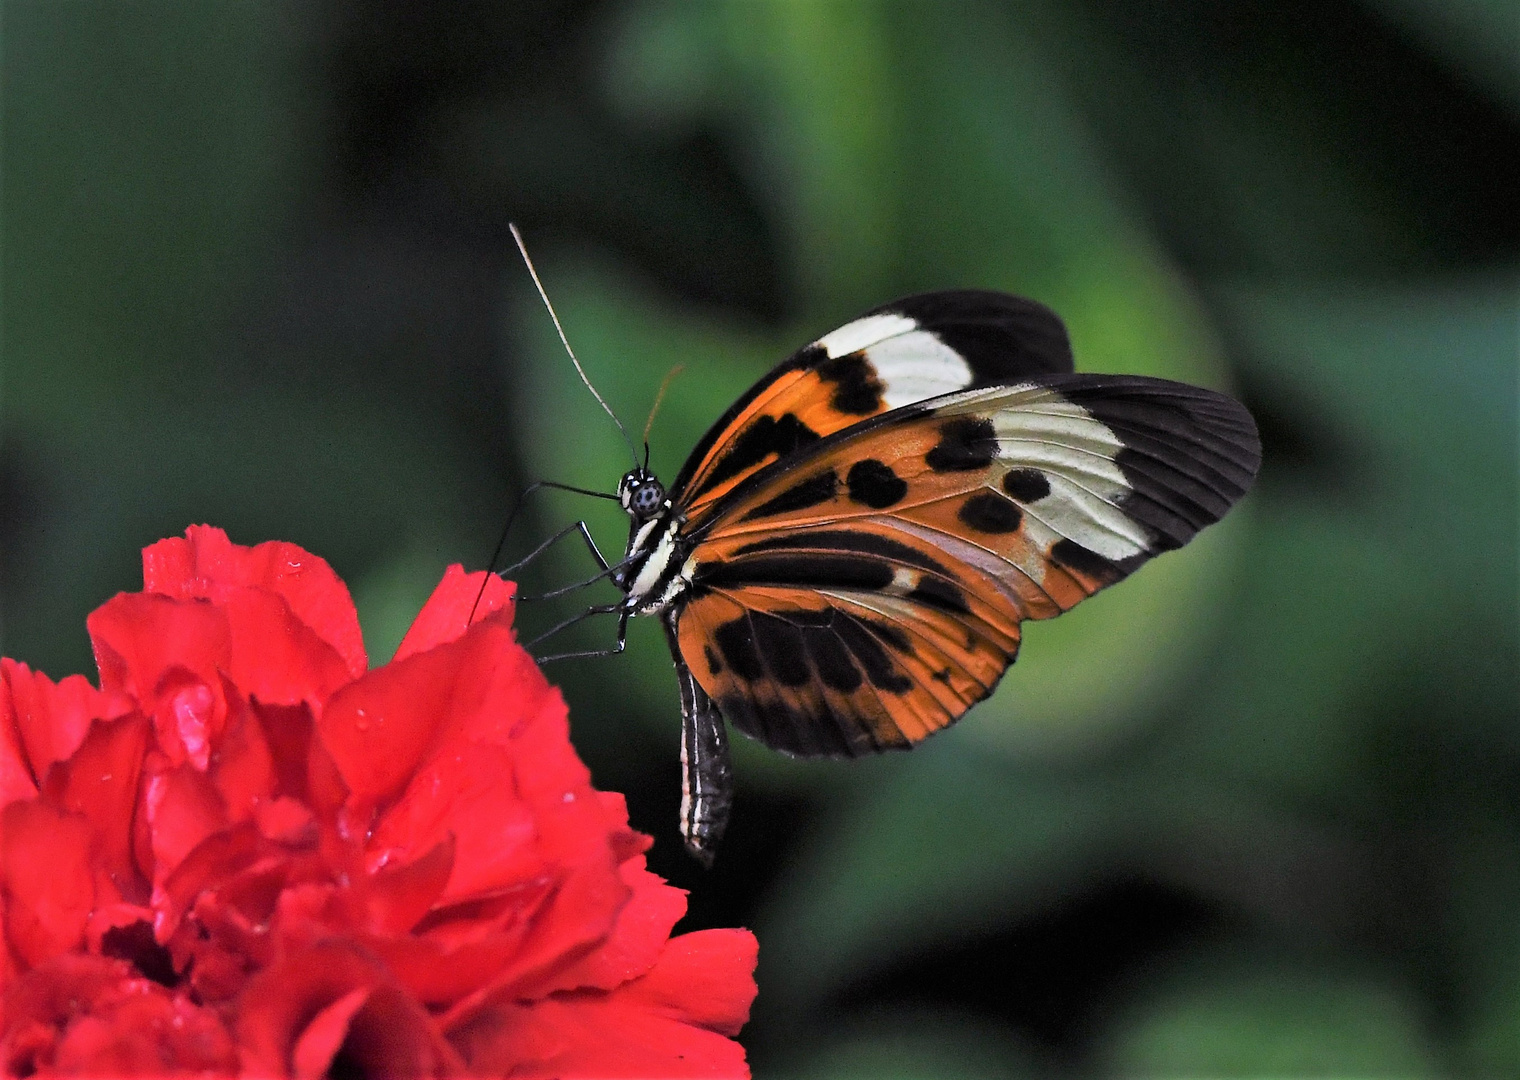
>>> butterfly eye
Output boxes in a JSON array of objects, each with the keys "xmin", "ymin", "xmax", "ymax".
[{"xmin": 631, "ymin": 481, "xmax": 665, "ymax": 515}]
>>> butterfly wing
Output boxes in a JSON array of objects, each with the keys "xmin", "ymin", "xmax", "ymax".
[
  {"xmin": 671, "ymin": 375, "xmax": 1261, "ymax": 758},
  {"xmin": 668, "ymin": 291, "xmax": 1075, "ymax": 527}
]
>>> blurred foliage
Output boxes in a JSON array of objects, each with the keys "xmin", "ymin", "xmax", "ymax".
[{"xmin": 3, "ymin": 1, "xmax": 1516, "ymax": 1076}]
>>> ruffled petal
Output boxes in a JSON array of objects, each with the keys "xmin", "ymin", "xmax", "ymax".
[
  {"xmin": 1, "ymin": 658, "xmax": 131, "ymax": 790},
  {"xmin": 38, "ymin": 713, "xmax": 151, "ymax": 894},
  {"xmin": 236, "ymin": 940, "xmax": 461, "ymax": 1078},
  {"xmin": 526, "ymin": 855, "xmax": 690, "ymax": 997},
  {"xmin": 1, "ymin": 801, "xmax": 96, "ymax": 967},
  {"xmin": 0, "ymin": 666, "xmax": 39, "ymax": 806},
  {"xmin": 0, "ymin": 953, "xmax": 237, "ymax": 1076},
  {"xmin": 143, "ymin": 525, "xmax": 367, "ymax": 678},
  {"xmin": 448, "ymin": 928, "xmax": 758, "ymax": 1080},
  {"xmin": 393, "ymin": 564, "xmax": 515, "ymax": 663}
]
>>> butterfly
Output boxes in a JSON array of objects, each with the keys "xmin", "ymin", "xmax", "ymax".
[{"xmin": 501, "ymin": 234, "xmax": 1260, "ymax": 866}]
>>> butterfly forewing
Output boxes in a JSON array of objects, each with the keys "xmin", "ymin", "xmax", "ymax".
[
  {"xmin": 668, "ymin": 291, "xmax": 1076, "ymax": 529},
  {"xmin": 670, "ymin": 374, "xmax": 1260, "ymax": 758}
]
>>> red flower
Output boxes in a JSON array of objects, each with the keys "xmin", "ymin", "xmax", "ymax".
[{"xmin": 0, "ymin": 526, "xmax": 757, "ymax": 1077}]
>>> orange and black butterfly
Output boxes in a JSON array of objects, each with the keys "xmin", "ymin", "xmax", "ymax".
[{"xmin": 503, "ymin": 236, "xmax": 1260, "ymax": 865}]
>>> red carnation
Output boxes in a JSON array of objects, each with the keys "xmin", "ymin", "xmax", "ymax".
[{"xmin": 0, "ymin": 526, "xmax": 757, "ymax": 1077}]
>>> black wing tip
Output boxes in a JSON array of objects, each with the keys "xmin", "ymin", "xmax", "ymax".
[
  {"xmin": 1053, "ymin": 374, "xmax": 1262, "ymax": 472},
  {"xmin": 864, "ymin": 289, "xmax": 1076, "ymax": 380},
  {"xmin": 1042, "ymin": 374, "xmax": 1262, "ymax": 552}
]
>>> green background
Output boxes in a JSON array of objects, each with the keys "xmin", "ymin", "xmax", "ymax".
[{"xmin": 3, "ymin": 1, "xmax": 1516, "ymax": 1075}]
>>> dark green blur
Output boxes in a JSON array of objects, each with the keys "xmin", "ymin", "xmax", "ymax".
[{"xmin": 3, "ymin": 2, "xmax": 1516, "ymax": 1075}]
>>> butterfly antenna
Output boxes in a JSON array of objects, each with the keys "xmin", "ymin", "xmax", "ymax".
[
  {"xmin": 642, "ymin": 363, "xmax": 684, "ymax": 465},
  {"xmin": 509, "ymin": 223, "xmax": 639, "ymax": 466}
]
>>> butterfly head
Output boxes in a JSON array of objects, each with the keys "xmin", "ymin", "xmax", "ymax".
[{"xmin": 618, "ymin": 467, "xmax": 666, "ymax": 519}]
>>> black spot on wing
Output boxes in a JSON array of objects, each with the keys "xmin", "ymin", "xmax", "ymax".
[
  {"xmin": 803, "ymin": 624, "xmax": 862, "ymax": 692},
  {"xmin": 958, "ymin": 493, "xmax": 1023, "ymax": 533},
  {"xmin": 907, "ymin": 576, "xmax": 969, "ymax": 614},
  {"xmin": 750, "ymin": 613, "xmax": 812, "ymax": 687},
  {"xmin": 714, "ymin": 618, "xmax": 764, "ymax": 681},
  {"xmin": 817, "ymin": 352, "xmax": 885, "ymax": 415},
  {"xmin": 741, "ymin": 470, "xmax": 838, "ymax": 520},
  {"xmin": 733, "ymin": 530, "xmax": 953, "ymax": 577},
  {"xmin": 698, "ymin": 554, "xmax": 895, "ymax": 592},
  {"xmin": 699, "ymin": 412, "xmax": 822, "ymax": 493},
  {"xmin": 925, "ymin": 417, "xmax": 998, "ymax": 472},
  {"xmin": 865, "ymin": 618, "xmax": 912, "ymax": 655},
  {"xmin": 1050, "ymin": 538, "xmax": 1125, "ymax": 585},
  {"xmin": 867, "ymin": 290, "xmax": 1074, "ymax": 381},
  {"xmin": 703, "ymin": 645, "xmax": 723, "ymax": 676},
  {"xmin": 1002, "ymin": 468, "xmax": 1050, "ymax": 502},
  {"xmin": 717, "ymin": 693, "xmax": 900, "ymax": 758},
  {"xmin": 835, "ymin": 617, "xmax": 913, "ymax": 693},
  {"xmin": 846, "ymin": 459, "xmax": 908, "ymax": 508}
]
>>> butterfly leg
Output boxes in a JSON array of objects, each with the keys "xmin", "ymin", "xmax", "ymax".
[
  {"xmin": 510, "ymin": 521, "xmax": 632, "ymax": 601},
  {"xmin": 664, "ymin": 614, "xmax": 732, "ymax": 866},
  {"xmin": 531, "ymin": 606, "xmax": 631, "ymax": 664},
  {"xmin": 471, "ymin": 479, "xmax": 622, "ymax": 623}
]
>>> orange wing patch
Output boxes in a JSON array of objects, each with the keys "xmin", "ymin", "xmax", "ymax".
[
  {"xmin": 669, "ymin": 293, "xmax": 1077, "ymax": 529},
  {"xmin": 685, "ymin": 376, "xmax": 1263, "ymax": 622},
  {"xmin": 689, "ymin": 405, "xmax": 1122, "ymax": 626},
  {"xmin": 677, "ymin": 580, "xmax": 1018, "ymax": 759},
  {"xmin": 670, "ymin": 366, "xmax": 871, "ymax": 525}
]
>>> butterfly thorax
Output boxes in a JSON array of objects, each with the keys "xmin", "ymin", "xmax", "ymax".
[{"xmin": 616, "ymin": 467, "xmax": 695, "ymax": 615}]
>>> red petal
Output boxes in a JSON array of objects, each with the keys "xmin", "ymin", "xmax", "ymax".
[
  {"xmin": 324, "ymin": 614, "xmax": 579, "ymax": 828},
  {"xmin": 450, "ymin": 985, "xmax": 752, "ymax": 1079},
  {"xmin": 153, "ymin": 822, "xmax": 269, "ymax": 941},
  {"xmin": 143, "ymin": 763, "xmax": 230, "ymax": 888},
  {"xmin": 2, "ymin": 659, "xmax": 131, "ymax": 789},
  {"xmin": 253, "ymin": 796, "xmax": 318, "ymax": 845},
  {"xmin": 0, "ymin": 666, "xmax": 38, "ymax": 806},
  {"xmin": 290, "ymin": 986, "xmax": 370, "ymax": 1079},
  {"xmin": 448, "ymin": 929, "xmax": 757, "ymax": 1078},
  {"xmin": 526, "ymin": 855, "xmax": 689, "ymax": 997},
  {"xmin": 143, "ymin": 525, "xmax": 367, "ymax": 678},
  {"xmin": 616, "ymin": 929, "xmax": 760, "ymax": 1037},
  {"xmin": 347, "ymin": 835, "xmax": 456, "ymax": 936},
  {"xmin": 40, "ymin": 990, "xmax": 237, "ymax": 1080},
  {"xmin": 88, "ymin": 592, "xmax": 227, "ymax": 703},
  {"xmin": 51, "ymin": 985, "xmax": 239, "ymax": 1076},
  {"xmin": 366, "ymin": 742, "xmax": 541, "ymax": 902},
  {"xmin": 53, "ymin": 990, "xmax": 235, "ymax": 1075},
  {"xmin": 317, "ymin": 637, "xmax": 468, "ymax": 814},
  {"xmin": 1, "ymin": 954, "xmax": 135, "ymax": 1073},
  {"xmin": 392, "ymin": 565, "xmax": 515, "ymax": 663},
  {"xmin": 208, "ymin": 688, "xmax": 277, "ymax": 822},
  {"xmin": 434, "ymin": 852, "xmax": 630, "ymax": 1021},
  {"xmin": 39, "ymin": 713, "xmax": 151, "ymax": 895},
  {"xmin": 217, "ymin": 588, "xmax": 355, "ymax": 711},
  {"xmin": 237, "ymin": 941, "xmax": 460, "ymax": 1078},
  {"xmin": 250, "ymin": 700, "xmax": 350, "ymax": 822},
  {"xmin": 2, "ymin": 801, "xmax": 96, "ymax": 968}
]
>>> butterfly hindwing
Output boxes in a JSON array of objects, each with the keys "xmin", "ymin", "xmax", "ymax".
[
  {"xmin": 671, "ymin": 375, "xmax": 1260, "ymax": 758},
  {"xmin": 677, "ymin": 581, "xmax": 1018, "ymax": 758},
  {"xmin": 668, "ymin": 291, "xmax": 1076, "ymax": 527}
]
